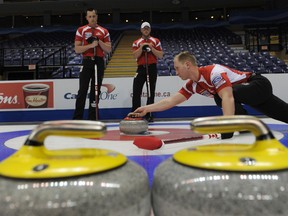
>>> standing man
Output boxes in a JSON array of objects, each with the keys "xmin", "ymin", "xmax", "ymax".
[
  {"xmin": 73, "ymin": 8, "xmax": 111, "ymax": 120},
  {"xmin": 132, "ymin": 21, "xmax": 163, "ymax": 122},
  {"xmin": 129, "ymin": 51, "xmax": 288, "ymax": 138}
]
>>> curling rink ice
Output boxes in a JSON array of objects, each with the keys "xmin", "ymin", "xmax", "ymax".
[
  {"xmin": 1, "ymin": 117, "xmax": 288, "ymax": 216},
  {"xmin": 1, "ymin": 117, "xmax": 288, "ymax": 186}
]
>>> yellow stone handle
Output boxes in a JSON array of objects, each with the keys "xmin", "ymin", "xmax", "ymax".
[
  {"xmin": 0, "ymin": 120, "xmax": 128, "ymax": 179},
  {"xmin": 191, "ymin": 115, "xmax": 274, "ymax": 140},
  {"xmin": 172, "ymin": 115, "xmax": 288, "ymax": 171},
  {"xmin": 24, "ymin": 120, "xmax": 106, "ymax": 146}
]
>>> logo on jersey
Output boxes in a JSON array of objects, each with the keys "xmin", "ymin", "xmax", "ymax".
[
  {"xmin": 85, "ymin": 32, "xmax": 92, "ymax": 40},
  {"xmin": 212, "ymin": 75, "xmax": 226, "ymax": 89}
]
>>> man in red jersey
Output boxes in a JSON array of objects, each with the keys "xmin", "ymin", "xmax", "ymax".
[
  {"xmin": 131, "ymin": 22, "xmax": 163, "ymax": 122},
  {"xmin": 73, "ymin": 8, "xmax": 111, "ymax": 120},
  {"xmin": 129, "ymin": 51, "xmax": 288, "ymax": 138}
]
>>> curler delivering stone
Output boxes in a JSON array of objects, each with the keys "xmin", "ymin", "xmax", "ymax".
[{"xmin": 119, "ymin": 117, "xmax": 148, "ymax": 134}]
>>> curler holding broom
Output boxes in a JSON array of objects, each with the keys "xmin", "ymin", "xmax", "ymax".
[{"xmin": 131, "ymin": 22, "xmax": 163, "ymax": 122}]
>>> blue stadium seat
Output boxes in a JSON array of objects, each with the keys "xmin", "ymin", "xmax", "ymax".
[
  {"xmin": 247, "ymin": 61, "xmax": 260, "ymax": 68},
  {"xmin": 210, "ymin": 57, "xmax": 221, "ymax": 64},
  {"xmin": 234, "ymin": 61, "xmax": 247, "ymax": 68},
  {"xmin": 158, "ymin": 70, "xmax": 170, "ymax": 76},
  {"xmin": 170, "ymin": 69, "xmax": 176, "ymax": 76},
  {"xmin": 222, "ymin": 62, "xmax": 235, "ymax": 68},
  {"xmin": 280, "ymin": 64, "xmax": 288, "ymax": 72},
  {"xmin": 260, "ymin": 51, "xmax": 270, "ymax": 57},
  {"xmin": 240, "ymin": 67, "xmax": 253, "ymax": 72},
  {"xmin": 270, "ymin": 66, "xmax": 284, "ymax": 73},
  {"xmin": 252, "ymin": 67, "xmax": 267, "ymax": 73},
  {"xmin": 273, "ymin": 59, "xmax": 286, "ymax": 67},
  {"xmin": 262, "ymin": 60, "xmax": 274, "ymax": 68},
  {"xmin": 157, "ymin": 63, "xmax": 169, "ymax": 70}
]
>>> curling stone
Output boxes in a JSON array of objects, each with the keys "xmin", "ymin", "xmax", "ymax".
[
  {"xmin": 0, "ymin": 120, "xmax": 151, "ymax": 216},
  {"xmin": 152, "ymin": 115, "xmax": 288, "ymax": 216},
  {"xmin": 119, "ymin": 116, "xmax": 148, "ymax": 134}
]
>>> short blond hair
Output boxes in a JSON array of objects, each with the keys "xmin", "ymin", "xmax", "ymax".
[{"xmin": 175, "ymin": 51, "xmax": 197, "ymax": 66}]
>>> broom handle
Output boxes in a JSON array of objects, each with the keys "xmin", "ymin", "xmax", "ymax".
[{"xmin": 163, "ymin": 134, "xmax": 220, "ymax": 144}]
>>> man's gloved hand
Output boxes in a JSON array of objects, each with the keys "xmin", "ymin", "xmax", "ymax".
[
  {"xmin": 86, "ymin": 36, "xmax": 99, "ymax": 44},
  {"xmin": 142, "ymin": 44, "xmax": 151, "ymax": 52},
  {"xmin": 221, "ymin": 132, "xmax": 234, "ymax": 139}
]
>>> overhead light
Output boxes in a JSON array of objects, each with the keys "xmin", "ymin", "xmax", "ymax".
[{"xmin": 171, "ymin": 0, "xmax": 181, "ymax": 5}]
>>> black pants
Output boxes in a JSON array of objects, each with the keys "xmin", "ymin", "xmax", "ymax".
[
  {"xmin": 214, "ymin": 74, "xmax": 288, "ymax": 123},
  {"xmin": 132, "ymin": 64, "xmax": 157, "ymax": 113},
  {"xmin": 73, "ymin": 57, "xmax": 104, "ymax": 120}
]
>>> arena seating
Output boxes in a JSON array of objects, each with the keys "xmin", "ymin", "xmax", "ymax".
[
  {"xmin": 153, "ymin": 28, "xmax": 288, "ymax": 75},
  {"xmin": 0, "ymin": 27, "xmax": 287, "ymax": 79},
  {"xmin": 0, "ymin": 30, "xmax": 122, "ymax": 79}
]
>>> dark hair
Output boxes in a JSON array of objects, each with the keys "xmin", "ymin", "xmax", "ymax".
[{"xmin": 86, "ymin": 8, "xmax": 97, "ymax": 15}]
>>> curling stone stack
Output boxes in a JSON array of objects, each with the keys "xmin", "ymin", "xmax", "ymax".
[
  {"xmin": 152, "ymin": 116, "xmax": 288, "ymax": 216},
  {"xmin": 119, "ymin": 117, "xmax": 148, "ymax": 134},
  {"xmin": 0, "ymin": 120, "xmax": 151, "ymax": 216}
]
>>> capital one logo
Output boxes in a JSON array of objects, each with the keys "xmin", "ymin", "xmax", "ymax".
[
  {"xmin": 99, "ymin": 84, "xmax": 117, "ymax": 100},
  {"xmin": 65, "ymin": 83, "xmax": 117, "ymax": 100},
  {"xmin": 101, "ymin": 84, "xmax": 115, "ymax": 94}
]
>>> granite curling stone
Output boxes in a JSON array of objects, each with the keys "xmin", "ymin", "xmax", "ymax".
[
  {"xmin": 152, "ymin": 115, "xmax": 288, "ymax": 216},
  {"xmin": 119, "ymin": 117, "xmax": 148, "ymax": 134},
  {"xmin": 0, "ymin": 120, "xmax": 151, "ymax": 216}
]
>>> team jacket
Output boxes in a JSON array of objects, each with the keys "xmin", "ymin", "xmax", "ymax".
[
  {"xmin": 132, "ymin": 36, "xmax": 162, "ymax": 65},
  {"xmin": 179, "ymin": 64, "xmax": 253, "ymax": 99},
  {"xmin": 75, "ymin": 24, "xmax": 110, "ymax": 58}
]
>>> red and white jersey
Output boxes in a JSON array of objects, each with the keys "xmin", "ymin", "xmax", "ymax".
[
  {"xmin": 75, "ymin": 24, "xmax": 110, "ymax": 57},
  {"xmin": 132, "ymin": 36, "xmax": 162, "ymax": 65},
  {"xmin": 179, "ymin": 64, "xmax": 253, "ymax": 99}
]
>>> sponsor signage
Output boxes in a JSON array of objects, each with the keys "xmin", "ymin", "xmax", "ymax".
[
  {"xmin": 1, "ymin": 74, "xmax": 286, "ymax": 114},
  {"xmin": 0, "ymin": 81, "xmax": 54, "ymax": 109}
]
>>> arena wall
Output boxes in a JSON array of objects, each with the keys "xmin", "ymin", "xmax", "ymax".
[{"xmin": 0, "ymin": 74, "xmax": 287, "ymax": 122}]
